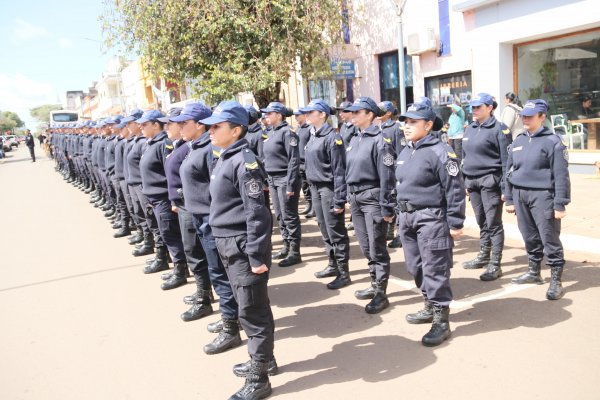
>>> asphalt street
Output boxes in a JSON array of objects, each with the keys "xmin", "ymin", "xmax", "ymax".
[{"xmin": 1, "ymin": 145, "xmax": 599, "ymax": 400}]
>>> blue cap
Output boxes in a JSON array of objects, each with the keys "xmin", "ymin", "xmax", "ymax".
[
  {"xmin": 199, "ymin": 101, "xmax": 249, "ymax": 126},
  {"xmin": 378, "ymin": 101, "xmax": 398, "ymax": 115},
  {"xmin": 415, "ymin": 97, "xmax": 433, "ymax": 108},
  {"xmin": 105, "ymin": 115, "xmax": 123, "ymax": 125},
  {"xmin": 344, "ymin": 97, "xmax": 380, "ymax": 115},
  {"xmin": 135, "ymin": 110, "xmax": 165, "ymax": 124},
  {"xmin": 293, "ymin": 109, "xmax": 304, "ymax": 116},
  {"xmin": 169, "ymin": 102, "xmax": 212, "ymax": 122},
  {"xmin": 245, "ymin": 106, "xmax": 262, "ymax": 124},
  {"xmin": 122, "ymin": 108, "xmax": 144, "ymax": 123},
  {"xmin": 399, "ymin": 102, "xmax": 437, "ymax": 122},
  {"xmin": 115, "ymin": 121, "xmax": 127, "ymax": 129},
  {"xmin": 260, "ymin": 102, "xmax": 287, "ymax": 114},
  {"xmin": 299, "ymin": 99, "xmax": 332, "ymax": 115},
  {"xmin": 336, "ymin": 100, "xmax": 353, "ymax": 111},
  {"xmin": 158, "ymin": 107, "xmax": 183, "ymax": 123},
  {"xmin": 520, "ymin": 99, "xmax": 549, "ymax": 116},
  {"xmin": 470, "ymin": 93, "xmax": 494, "ymax": 107}
]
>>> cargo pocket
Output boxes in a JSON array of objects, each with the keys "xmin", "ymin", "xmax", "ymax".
[{"xmin": 426, "ymin": 237, "xmax": 453, "ymax": 271}]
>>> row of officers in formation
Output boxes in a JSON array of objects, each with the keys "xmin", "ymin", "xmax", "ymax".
[{"xmin": 48, "ymin": 93, "xmax": 570, "ymax": 400}]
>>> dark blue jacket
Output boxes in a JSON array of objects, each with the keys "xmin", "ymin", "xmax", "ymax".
[
  {"xmin": 140, "ymin": 132, "xmax": 172, "ymax": 198},
  {"xmin": 304, "ymin": 123, "xmax": 347, "ymax": 208},
  {"xmin": 209, "ymin": 139, "xmax": 272, "ymax": 270},
  {"xmin": 105, "ymin": 135, "xmax": 118, "ymax": 176},
  {"xmin": 380, "ymin": 119, "xmax": 406, "ymax": 157},
  {"xmin": 505, "ymin": 126, "xmax": 571, "ymax": 211},
  {"xmin": 246, "ymin": 123, "xmax": 265, "ymax": 161},
  {"xmin": 262, "ymin": 121, "xmax": 300, "ymax": 192},
  {"xmin": 296, "ymin": 122, "xmax": 311, "ymax": 164},
  {"xmin": 126, "ymin": 136, "xmax": 146, "ymax": 186},
  {"xmin": 180, "ymin": 133, "xmax": 214, "ymax": 215},
  {"xmin": 114, "ymin": 136, "xmax": 127, "ymax": 180},
  {"xmin": 97, "ymin": 137, "xmax": 107, "ymax": 171},
  {"xmin": 462, "ymin": 116, "xmax": 512, "ymax": 193},
  {"xmin": 91, "ymin": 136, "xmax": 101, "ymax": 167},
  {"xmin": 345, "ymin": 124, "xmax": 396, "ymax": 217},
  {"xmin": 122, "ymin": 136, "xmax": 135, "ymax": 182},
  {"xmin": 165, "ymin": 139, "xmax": 190, "ymax": 204},
  {"xmin": 340, "ymin": 122, "xmax": 357, "ymax": 146},
  {"xmin": 395, "ymin": 134, "xmax": 466, "ymax": 230}
]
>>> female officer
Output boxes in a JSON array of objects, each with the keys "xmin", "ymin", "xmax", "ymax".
[
  {"xmin": 301, "ymin": 100, "xmax": 350, "ymax": 286},
  {"xmin": 202, "ymin": 100, "xmax": 276, "ymax": 400},
  {"xmin": 343, "ymin": 97, "xmax": 396, "ymax": 314},
  {"xmin": 377, "ymin": 101, "xmax": 405, "ymax": 249},
  {"xmin": 505, "ymin": 99, "xmax": 570, "ymax": 300},
  {"xmin": 461, "ymin": 93, "xmax": 512, "ymax": 282},
  {"xmin": 295, "ymin": 109, "xmax": 314, "ymax": 217},
  {"xmin": 261, "ymin": 102, "xmax": 302, "ymax": 267},
  {"xmin": 395, "ymin": 100, "xmax": 465, "ymax": 346}
]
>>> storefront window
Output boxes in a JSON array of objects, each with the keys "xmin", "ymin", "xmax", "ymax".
[
  {"xmin": 379, "ymin": 51, "xmax": 414, "ymax": 108},
  {"xmin": 425, "ymin": 71, "xmax": 472, "ymax": 124},
  {"xmin": 516, "ymin": 29, "xmax": 600, "ymax": 150}
]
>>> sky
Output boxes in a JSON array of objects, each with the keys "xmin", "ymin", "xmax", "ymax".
[{"xmin": 0, "ymin": 0, "xmax": 115, "ymax": 129}]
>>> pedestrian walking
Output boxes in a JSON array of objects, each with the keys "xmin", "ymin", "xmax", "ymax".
[{"xmin": 25, "ymin": 129, "xmax": 36, "ymax": 162}]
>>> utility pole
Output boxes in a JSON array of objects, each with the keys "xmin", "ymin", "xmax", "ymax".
[{"xmin": 392, "ymin": 0, "xmax": 408, "ymax": 113}]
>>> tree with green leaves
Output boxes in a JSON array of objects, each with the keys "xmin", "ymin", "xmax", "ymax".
[
  {"xmin": 0, "ymin": 111, "xmax": 25, "ymax": 133},
  {"xmin": 101, "ymin": 0, "xmax": 344, "ymax": 107},
  {"xmin": 30, "ymin": 104, "xmax": 63, "ymax": 125}
]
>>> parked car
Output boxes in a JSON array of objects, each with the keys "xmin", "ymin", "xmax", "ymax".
[
  {"xmin": 1, "ymin": 137, "xmax": 11, "ymax": 152},
  {"xmin": 4, "ymin": 135, "xmax": 19, "ymax": 148}
]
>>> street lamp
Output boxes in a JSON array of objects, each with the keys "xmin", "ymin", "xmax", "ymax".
[{"xmin": 391, "ymin": 0, "xmax": 407, "ymax": 113}]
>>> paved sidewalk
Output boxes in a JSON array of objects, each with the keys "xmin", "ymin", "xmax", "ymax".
[{"xmin": 1, "ymin": 146, "xmax": 599, "ymax": 400}]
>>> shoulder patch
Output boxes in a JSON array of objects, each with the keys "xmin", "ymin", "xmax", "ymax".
[
  {"xmin": 383, "ymin": 152, "xmax": 394, "ymax": 167},
  {"xmin": 446, "ymin": 160, "xmax": 459, "ymax": 176},
  {"xmin": 289, "ymin": 136, "xmax": 298, "ymax": 147},
  {"xmin": 243, "ymin": 149, "xmax": 258, "ymax": 170},
  {"xmin": 563, "ymin": 149, "xmax": 569, "ymax": 161},
  {"xmin": 245, "ymin": 178, "xmax": 262, "ymax": 198}
]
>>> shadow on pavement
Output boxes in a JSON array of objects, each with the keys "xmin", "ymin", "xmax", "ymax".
[
  {"xmin": 274, "ymin": 335, "xmax": 436, "ymax": 395},
  {"xmin": 269, "ymin": 281, "xmax": 338, "ymax": 308},
  {"xmin": 0, "ymin": 262, "xmax": 145, "ymax": 292},
  {"xmin": 275, "ymin": 303, "xmax": 384, "ymax": 340},
  {"xmin": 451, "ymin": 297, "xmax": 573, "ymax": 338}
]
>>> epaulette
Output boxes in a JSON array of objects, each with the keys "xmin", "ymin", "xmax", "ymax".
[
  {"xmin": 243, "ymin": 149, "xmax": 258, "ymax": 170},
  {"xmin": 502, "ymin": 128, "xmax": 511, "ymax": 135},
  {"xmin": 334, "ymin": 134, "xmax": 343, "ymax": 146},
  {"xmin": 165, "ymin": 144, "xmax": 174, "ymax": 150},
  {"xmin": 383, "ymin": 137, "xmax": 392, "ymax": 144},
  {"xmin": 212, "ymin": 147, "xmax": 221, "ymax": 159}
]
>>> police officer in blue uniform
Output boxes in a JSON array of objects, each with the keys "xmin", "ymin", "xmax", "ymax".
[
  {"xmin": 344, "ymin": 97, "xmax": 396, "ymax": 314},
  {"xmin": 336, "ymin": 100, "xmax": 357, "ymax": 232},
  {"xmin": 396, "ymin": 101, "xmax": 466, "ymax": 346},
  {"xmin": 505, "ymin": 99, "xmax": 570, "ymax": 300},
  {"xmin": 245, "ymin": 106, "xmax": 265, "ymax": 160},
  {"xmin": 295, "ymin": 109, "xmax": 315, "ymax": 218},
  {"xmin": 377, "ymin": 101, "xmax": 406, "ymax": 249},
  {"xmin": 261, "ymin": 102, "xmax": 302, "ymax": 267},
  {"xmin": 301, "ymin": 99, "xmax": 350, "ymax": 287},
  {"xmin": 202, "ymin": 101, "xmax": 276, "ymax": 400},
  {"xmin": 137, "ymin": 110, "xmax": 186, "ymax": 277},
  {"xmin": 462, "ymin": 93, "xmax": 513, "ymax": 281}
]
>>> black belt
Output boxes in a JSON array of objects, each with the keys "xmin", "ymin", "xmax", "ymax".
[
  {"xmin": 398, "ymin": 201, "xmax": 426, "ymax": 213},
  {"xmin": 348, "ymin": 181, "xmax": 378, "ymax": 194}
]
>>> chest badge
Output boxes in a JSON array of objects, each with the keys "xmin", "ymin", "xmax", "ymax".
[
  {"xmin": 446, "ymin": 160, "xmax": 459, "ymax": 176},
  {"xmin": 289, "ymin": 137, "xmax": 298, "ymax": 147}
]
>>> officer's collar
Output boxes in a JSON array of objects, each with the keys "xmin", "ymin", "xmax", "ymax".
[
  {"xmin": 192, "ymin": 132, "xmax": 211, "ymax": 149},
  {"xmin": 527, "ymin": 126, "xmax": 551, "ymax": 137},
  {"xmin": 273, "ymin": 121, "xmax": 288, "ymax": 131},
  {"xmin": 312, "ymin": 122, "xmax": 333, "ymax": 137},
  {"xmin": 126, "ymin": 136, "xmax": 135, "ymax": 142},
  {"xmin": 148, "ymin": 131, "xmax": 167, "ymax": 144},
  {"xmin": 471, "ymin": 115, "xmax": 497, "ymax": 128},
  {"xmin": 358, "ymin": 124, "xmax": 380, "ymax": 137},
  {"xmin": 300, "ymin": 122, "xmax": 310, "ymax": 129},
  {"xmin": 220, "ymin": 138, "xmax": 249, "ymax": 160},
  {"xmin": 408, "ymin": 133, "xmax": 439, "ymax": 149},
  {"xmin": 380, "ymin": 119, "xmax": 396, "ymax": 129},
  {"xmin": 345, "ymin": 122, "xmax": 354, "ymax": 128},
  {"xmin": 174, "ymin": 138, "xmax": 186, "ymax": 148},
  {"xmin": 248, "ymin": 123, "xmax": 262, "ymax": 133}
]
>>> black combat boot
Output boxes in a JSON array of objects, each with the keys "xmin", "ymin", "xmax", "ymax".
[
  {"xmin": 279, "ymin": 241, "xmax": 302, "ymax": 267},
  {"xmin": 327, "ymin": 262, "xmax": 351, "ymax": 290},
  {"xmin": 207, "ymin": 319, "xmax": 224, "ymax": 333},
  {"xmin": 233, "ymin": 357, "xmax": 279, "ymax": 377},
  {"xmin": 272, "ymin": 240, "xmax": 289, "ymax": 260},
  {"xmin": 111, "ymin": 220, "xmax": 122, "ymax": 229},
  {"xmin": 101, "ymin": 202, "xmax": 112, "ymax": 212},
  {"xmin": 304, "ymin": 204, "xmax": 315, "ymax": 219},
  {"xmin": 388, "ymin": 235, "xmax": 403, "ymax": 248},
  {"xmin": 386, "ymin": 221, "xmax": 395, "ymax": 241},
  {"xmin": 181, "ymin": 290, "xmax": 214, "ymax": 321},
  {"xmin": 354, "ymin": 271, "xmax": 376, "ymax": 300},
  {"xmin": 228, "ymin": 360, "xmax": 272, "ymax": 400},
  {"xmin": 546, "ymin": 266, "xmax": 565, "ymax": 300},
  {"xmin": 94, "ymin": 198, "xmax": 106, "ymax": 208},
  {"xmin": 365, "ymin": 280, "xmax": 389, "ymax": 314},
  {"xmin": 406, "ymin": 297, "xmax": 434, "ymax": 324},
  {"xmin": 204, "ymin": 319, "xmax": 243, "ymax": 355},
  {"xmin": 143, "ymin": 246, "xmax": 169, "ymax": 274},
  {"xmin": 314, "ymin": 256, "xmax": 338, "ymax": 279},
  {"xmin": 346, "ymin": 222, "xmax": 354, "ymax": 231},
  {"xmin": 113, "ymin": 220, "xmax": 131, "ymax": 238},
  {"xmin": 128, "ymin": 228, "xmax": 144, "ymax": 245},
  {"xmin": 511, "ymin": 260, "xmax": 544, "ymax": 284},
  {"xmin": 161, "ymin": 262, "xmax": 189, "ymax": 290},
  {"xmin": 422, "ymin": 305, "xmax": 451, "ymax": 347},
  {"xmin": 300, "ymin": 201, "xmax": 312, "ymax": 215},
  {"xmin": 480, "ymin": 252, "xmax": 503, "ymax": 281},
  {"xmin": 132, "ymin": 233, "xmax": 155, "ymax": 257},
  {"xmin": 462, "ymin": 246, "xmax": 491, "ymax": 269},
  {"xmin": 103, "ymin": 207, "xmax": 116, "ymax": 217}
]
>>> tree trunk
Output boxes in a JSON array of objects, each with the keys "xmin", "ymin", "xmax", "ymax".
[{"xmin": 253, "ymin": 82, "xmax": 282, "ymax": 109}]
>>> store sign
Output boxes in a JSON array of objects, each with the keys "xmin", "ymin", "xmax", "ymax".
[{"xmin": 330, "ymin": 60, "xmax": 356, "ymax": 79}]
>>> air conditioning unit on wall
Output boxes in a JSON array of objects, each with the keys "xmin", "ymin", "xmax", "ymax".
[{"xmin": 407, "ymin": 28, "xmax": 438, "ymax": 56}]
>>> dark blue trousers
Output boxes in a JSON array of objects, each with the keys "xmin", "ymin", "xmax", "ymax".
[{"xmin": 148, "ymin": 196, "xmax": 185, "ymax": 263}]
